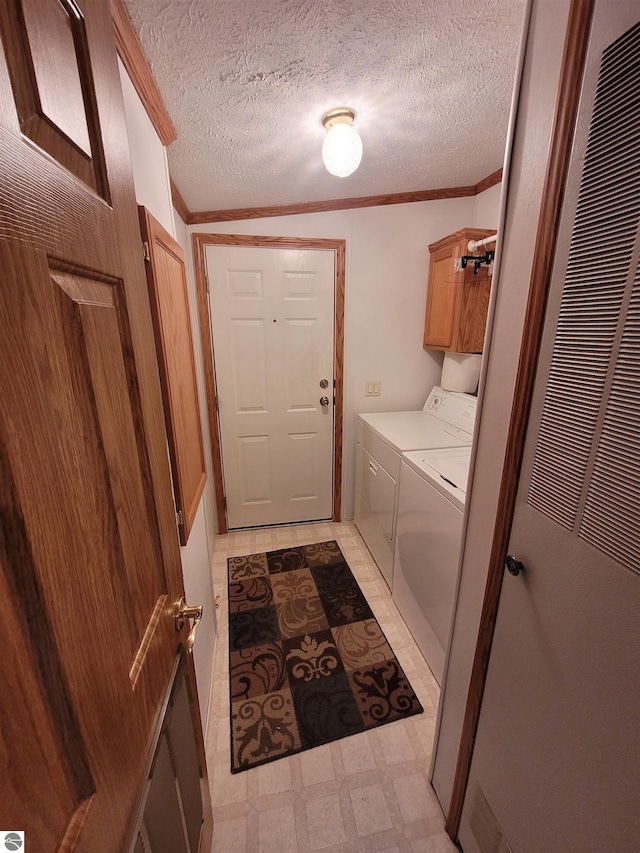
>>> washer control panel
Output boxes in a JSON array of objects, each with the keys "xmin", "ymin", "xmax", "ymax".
[{"xmin": 423, "ymin": 386, "xmax": 477, "ymax": 433}]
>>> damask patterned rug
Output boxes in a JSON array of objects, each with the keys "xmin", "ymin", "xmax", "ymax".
[{"xmin": 228, "ymin": 540, "xmax": 423, "ymax": 773}]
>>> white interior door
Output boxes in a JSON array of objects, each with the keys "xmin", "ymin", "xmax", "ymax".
[
  {"xmin": 459, "ymin": 6, "xmax": 640, "ymax": 852},
  {"xmin": 206, "ymin": 245, "xmax": 335, "ymax": 529}
]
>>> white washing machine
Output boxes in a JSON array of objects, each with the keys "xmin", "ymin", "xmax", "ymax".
[
  {"xmin": 392, "ymin": 446, "xmax": 471, "ymax": 684},
  {"xmin": 354, "ymin": 387, "xmax": 476, "ymax": 589}
]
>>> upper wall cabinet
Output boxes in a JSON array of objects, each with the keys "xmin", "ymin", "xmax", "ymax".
[
  {"xmin": 423, "ymin": 228, "xmax": 497, "ymax": 353},
  {"xmin": 139, "ymin": 207, "xmax": 206, "ymax": 545}
]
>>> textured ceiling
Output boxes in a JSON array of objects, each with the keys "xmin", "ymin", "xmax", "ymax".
[{"xmin": 123, "ymin": 0, "xmax": 526, "ymax": 212}]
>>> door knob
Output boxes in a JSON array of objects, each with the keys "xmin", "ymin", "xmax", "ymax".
[
  {"xmin": 174, "ymin": 597, "xmax": 203, "ymax": 653},
  {"xmin": 505, "ymin": 555, "xmax": 524, "ymax": 577},
  {"xmin": 320, "ymin": 396, "xmax": 330, "ymax": 407}
]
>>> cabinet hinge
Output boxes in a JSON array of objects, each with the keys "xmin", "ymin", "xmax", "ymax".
[
  {"xmin": 176, "ymin": 509, "xmax": 183, "ymax": 526},
  {"xmin": 206, "ymin": 274, "xmax": 210, "ymax": 294},
  {"xmin": 142, "ymin": 241, "xmax": 150, "ymax": 262}
]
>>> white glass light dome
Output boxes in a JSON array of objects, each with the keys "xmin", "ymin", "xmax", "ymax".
[{"xmin": 321, "ymin": 108, "xmax": 363, "ymax": 178}]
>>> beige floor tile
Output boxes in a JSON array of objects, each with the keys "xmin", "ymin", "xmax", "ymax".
[
  {"xmin": 342, "ymin": 768, "xmax": 384, "ymax": 790},
  {"xmin": 349, "ymin": 782, "xmax": 394, "ymax": 837},
  {"xmin": 211, "ymin": 764, "xmax": 248, "ymax": 806},
  {"xmin": 258, "ymin": 804, "xmax": 299, "ymax": 853},
  {"xmin": 392, "ymin": 773, "xmax": 441, "ymax": 824},
  {"xmin": 375, "ymin": 721, "xmax": 417, "ymax": 766},
  {"xmin": 339, "ymin": 731, "xmax": 376, "ymax": 774},
  {"xmin": 305, "ymin": 793, "xmax": 348, "ymax": 848},
  {"xmin": 411, "ymin": 833, "xmax": 458, "ymax": 852},
  {"xmin": 381, "ymin": 622, "xmax": 413, "ymax": 651},
  {"xmin": 367, "ymin": 597, "xmax": 393, "ymax": 622},
  {"xmin": 258, "ymin": 757, "xmax": 293, "ymax": 796},
  {"xmin": 211, "ymin": 814, "xmax": 247, "ymax": 852},
  {"xmin": 301, "ymin": 743, "xmax": 336, "ymax": 787},
  {"xmin": 216, "ymin": 719, "xmax": 229, "ymax": 753}
]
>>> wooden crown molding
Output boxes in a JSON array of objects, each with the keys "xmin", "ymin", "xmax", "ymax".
[
  {"xmin": 475, "ymin": 168, "xmax": 503, "ymax": 194},
  {"xmin": 178, "ymin": 169, "xmax": 503, "ymax": 225},
  {"xmin": 110, "ymin": 0, "xmax": 177, "ymax": 146},
  {"xmin": 187, "ymin": 185, "xmax": 476, "ymax": 225},
  {"xmin": 170, "ymin": 179, "xmax": 190, "ymax": 223}
]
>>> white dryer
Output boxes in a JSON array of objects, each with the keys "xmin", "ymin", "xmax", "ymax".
[
  {"xmin": 354, "ymin": 387, "xmax": 476, "ymax": 588},
  {"xmin": 392, "ymin": 446, "xmax": 471, "ymax": 684}
]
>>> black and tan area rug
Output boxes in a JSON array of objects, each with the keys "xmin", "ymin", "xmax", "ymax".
[{"xmin": 228, "ymin": 540, "xmax": 423, "ymax": 773}]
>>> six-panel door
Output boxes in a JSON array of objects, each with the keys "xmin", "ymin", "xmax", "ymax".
[
  {"xmin": 207, "ymin": 244, "xmax": 336, "ymax": 529},
  {"xmin": 0, "ymin": 1, "xmax": 205, "ymax": 849}
]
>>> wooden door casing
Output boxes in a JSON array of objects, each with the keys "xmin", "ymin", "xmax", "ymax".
[
  {"xmin": 139, "ymin": 207, "xmax": 207, "ymax": 546},
  {"xmin": 0, "ymin": 1, "xmax": 210, "ymax": 849},
  {"xmin": 192, "ymin": 232, "xmax": 346, "ymax": 535}
]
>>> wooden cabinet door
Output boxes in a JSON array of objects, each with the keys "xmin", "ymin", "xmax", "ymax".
[
  {"xmin": 139, "ymin": 207, "xmax": 207, "ymax": 546},
  {"xmin": 0, "ymin": 1, "xmax": 210, "ymax": 850},
  {"xmin": 423, "ymin": 240, "xmax": 461, "ymax": 349},
  {"xmin": 423, "ymin": 228, "xmax": 496, "ymax": 353}
]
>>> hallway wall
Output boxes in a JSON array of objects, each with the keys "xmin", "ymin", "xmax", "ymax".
[
  {"xmin": 118, "ymin": 59, "xmax": 217, "ymax": 733},
  {"xmin": 431, "ymin": 0, "xmax": 572, "ymax": 815},
  {"xmin": 117, "ymin": 38, "xmax": 503, "ymax": 743},
  {"xmin": 186, "ymin": 192, "xmax": 499, "ymax": 522}
]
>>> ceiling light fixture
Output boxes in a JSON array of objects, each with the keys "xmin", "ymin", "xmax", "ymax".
[{"xmin": 321, "ymin": 107, "xmax": 363, "ymax": 178}]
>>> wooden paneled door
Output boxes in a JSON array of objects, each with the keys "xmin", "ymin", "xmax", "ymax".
[
  {"xmin": 0, "ymin": 1, "xmax": 211, "ymax": 851},
  {"xmin": 139, "ymin": 207, "xmax": 207, "ymax": 547}
]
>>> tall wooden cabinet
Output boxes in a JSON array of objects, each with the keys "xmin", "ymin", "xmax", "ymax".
[{"xmin": 423, "ymin": 227, "xmax": 496, "ymax": 353}]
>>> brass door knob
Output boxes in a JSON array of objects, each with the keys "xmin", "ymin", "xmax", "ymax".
[{"xmin": 174, "ymin": 597, "xmax": 203, "ymax": 653}]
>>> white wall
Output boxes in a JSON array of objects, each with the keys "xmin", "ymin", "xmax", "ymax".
[
  {"xmin": 118, "ymin": 59, "xmax": 217, "ymax": 733},
  {"xmin": 186, "ymin": 194, "xmax": 504, "ymax": 520},
  {"xmin": 118, "ymin": 61, "xmax": 174, "ymax": 236},
  {"xmin": 473, "ymin": 182, "xmax": 501, "ymax": 230},
  {"xmin": 431, "ymin": 0, "xmax": 571, "ymax": 815}
]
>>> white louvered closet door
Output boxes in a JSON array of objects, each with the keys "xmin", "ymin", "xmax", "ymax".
[{"xmin": 460, "ymin": 6, "xmax": 640, "ymax": 853}]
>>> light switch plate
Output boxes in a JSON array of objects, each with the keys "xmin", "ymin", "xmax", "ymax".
[{"xmin": 365, "ymin": 381, "xmax": 381, "ymax": 396}]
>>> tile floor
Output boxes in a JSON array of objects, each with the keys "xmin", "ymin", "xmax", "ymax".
[{"xmin": 206, "ymin": 521, "xmax": 458, "ymax": 853}]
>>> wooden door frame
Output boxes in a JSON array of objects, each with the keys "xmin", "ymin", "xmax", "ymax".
[
  {"xmin": 192, "ymin": 233, "xmax": 346, "ymax": 535},
  {"xmin": 444, "ymin": 0, "xmax": 595, "ymax": 840}
]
